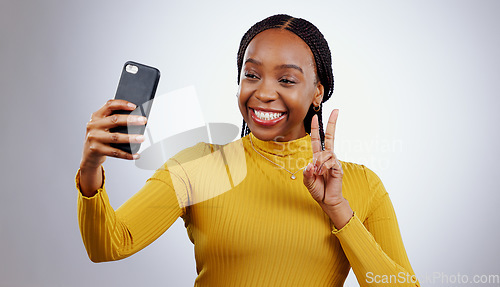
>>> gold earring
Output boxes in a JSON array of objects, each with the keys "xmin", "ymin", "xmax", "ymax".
[{"xmin": 313, "ymin": 105, "xmax": 320, "ymax": 112}]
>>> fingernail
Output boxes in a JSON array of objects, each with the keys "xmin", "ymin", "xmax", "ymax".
[
  {"xmin": 132, "ymin": 154, "xmax": 140, "ymax": 160},
  {"xmin": 139, "ymin": 117, "xmax": 147, "ymax": 123},
  {"xmin": 128, "ymin": 103, "xmax": 137, "ymax": 109},
  {"xmin": 136, "ymin": 135, "xmax": 145, "ymax": 142}
]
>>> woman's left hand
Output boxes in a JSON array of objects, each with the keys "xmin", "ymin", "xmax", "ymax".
[{"xmin": 303, "ymin": 109, "xmax": 353, "ymax": 229}]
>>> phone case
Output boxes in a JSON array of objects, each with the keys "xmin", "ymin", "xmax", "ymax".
[{"xmin": 110, "ymin": 61, "xmax": 160, "ymax": 154}]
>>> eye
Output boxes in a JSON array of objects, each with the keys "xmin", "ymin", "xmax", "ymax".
[
  {"xmin": 279, "ymin": 78, "xmax": 296, "ymax": 85},
  {"xmin": 244, "ymin": 72, "xmax": 259, "ymax": 80}
]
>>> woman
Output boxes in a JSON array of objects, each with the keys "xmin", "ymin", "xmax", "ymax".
[{"xmin": 77, "ymin": 14, "xmax": 419, "ymax": 286}]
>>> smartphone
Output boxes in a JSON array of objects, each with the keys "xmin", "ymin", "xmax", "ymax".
[{"xmin": 110, "ymin": 61, "xmax": 160, "ymax": 154}]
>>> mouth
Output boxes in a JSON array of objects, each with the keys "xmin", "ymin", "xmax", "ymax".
[{"xmin": 250, "ymin": 108, "xmax": 287, "ymax": 126}]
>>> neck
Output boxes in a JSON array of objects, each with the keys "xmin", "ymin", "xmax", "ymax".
[
  {"xmin": 247, "ymin": 132, "xmax": 313, "ymax": 173},
  {"xmin": 248, "ymin": 132, "xmax": 312, "ymax": 157},
  {"xmin": 246, "ymin": 125, "xmax": 307, "ymax": 143}
]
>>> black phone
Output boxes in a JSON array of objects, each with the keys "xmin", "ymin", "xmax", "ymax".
[{"xmin": 110, "ymin": 61, "xmax": 160, "ymax": 154}]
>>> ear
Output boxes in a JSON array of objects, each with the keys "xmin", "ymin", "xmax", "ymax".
[{"xmin": 312, "ymin": 82, "xmax": 324, "ymax": 107}]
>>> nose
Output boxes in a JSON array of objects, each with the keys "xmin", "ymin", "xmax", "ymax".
[{"xmin": 254, "ymin": 80, "xmax": 278, "ymax": 102}]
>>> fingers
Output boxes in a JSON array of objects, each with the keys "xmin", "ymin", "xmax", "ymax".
[
  {"xmin": 313, "ymin": 151, "xmax": 333, "ymax": 175},
  {"xmin": 91, "ymin": 99, "xmax": 137, "ymax": 121},
  {"xmin": 310, "ymin": 114, "xmax": 322, "ymax": 154},
  {"xmin": 86, "ymin": 130, "xmax": 146, "ymax": 145},
  {"xmin": 324, "ymin": 109, "xmax": 339, "ymax": 152},
  {"xmin": 82, "ymin": 100, "xmax": 145, "ymax": 166},
  {"xmin": 302, "ymin": 162, "xmax": 317, "ymax": 190},
  {"xmin": 85, "ymin": 129, "xmax": 145, "ymax": 159},
  {"xmin": 312, "ymin": 151, "xmax": 342, "ymax": 177},
  {"xmin": 329, "ymin": 158, "xmax": 343, "ymax": 178},
  {"xmin": 87, "ymin": 114, "xmax": 147, "ymax": 131},
  {"xmin": 87, "ymin": 141, "xmax": 140, "ymax": 160}
]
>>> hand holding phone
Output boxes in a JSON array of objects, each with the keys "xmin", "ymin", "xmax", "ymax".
[
  {"xmin": 110, "ymin": 61, "xmax": 160, "ymax": 154},
  {"xmin": 80, "ymin": 61, "xmax": 160, "ymax": 167},
  {"xmin": 79, "ymin": 61, "xmax": 160, "ymax": 196}
]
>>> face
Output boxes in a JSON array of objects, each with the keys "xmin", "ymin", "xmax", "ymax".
[{"xmin": 238, "ymin": 28, "xmax": 324, "ymax": 142}]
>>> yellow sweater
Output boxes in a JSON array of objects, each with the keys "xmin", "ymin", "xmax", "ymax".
[{"xmin": 77, "ymin": 133, "xmax": 419, "ymax": 286}]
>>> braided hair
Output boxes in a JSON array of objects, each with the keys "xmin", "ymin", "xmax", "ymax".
[{"xmin": 237, "ymin": 14, "xmax": 334, "ymax": 149}]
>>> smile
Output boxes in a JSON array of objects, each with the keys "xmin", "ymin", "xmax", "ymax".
[
  {"xmin": 254, "ymin": 110, "xmax": 284, "ymax": 120},
  {"xmin": 250, "ymin": 108, "xmax": 287, "ymax": 126}
]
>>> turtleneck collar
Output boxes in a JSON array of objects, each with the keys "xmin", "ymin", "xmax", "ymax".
[{"xmin": 248, "ymin": 132, "xmax": 312, "ymax": 158}]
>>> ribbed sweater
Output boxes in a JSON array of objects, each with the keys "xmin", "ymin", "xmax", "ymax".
[{"xmin": 76, "ymin": 133, "xmax": 419, "ymax": 286}]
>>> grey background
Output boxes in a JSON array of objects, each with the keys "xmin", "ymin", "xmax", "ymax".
[{"xmin": 1, "ymin": 0, "xmax": 499, "ymax": 286}]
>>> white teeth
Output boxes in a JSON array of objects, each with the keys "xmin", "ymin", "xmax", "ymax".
[{"xmin": 254, "ymin": 110, "xmax": 284, "ymax": 121}]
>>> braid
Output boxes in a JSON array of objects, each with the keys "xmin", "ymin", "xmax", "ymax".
[
  {"xmin": 237, "ymin": 14, "xmax": 334, "ymax": 149},
  {"xmin": 240, "ymin": 120, "xmax": 250, "ymax": 138},
  {"xmin": 240, "ymin": 120, "xmax": 246, "ymax": 138},
  {"xmin": 317, "ymin": 108, "xmax": 326, "ymax": 150}
]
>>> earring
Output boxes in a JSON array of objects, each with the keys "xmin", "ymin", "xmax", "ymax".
[{"xmin": 313, "ymin": 105, "xmax": 320, "ymax": 112}]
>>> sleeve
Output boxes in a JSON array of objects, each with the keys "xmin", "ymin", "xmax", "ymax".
[
  {"xmin": 76, "ymin": 167, "xmax": 184, "ymax": 263},
  {"xmin": 331, "ymin": 167, "xmax": 420, "ymax": 286}
]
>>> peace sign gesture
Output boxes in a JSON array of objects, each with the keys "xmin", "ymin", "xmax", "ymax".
[{"xmin": 303, "ymin": 109, "xmax": 353, "ymax": 229}]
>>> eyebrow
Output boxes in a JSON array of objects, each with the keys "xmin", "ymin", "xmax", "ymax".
[
  {"xmin": 277, "ymin": 64, "xmax": 303, "ymax": 74},
  {"xmin": 244, "ymin": 58, "xmax": 304, "ymax": 74}
]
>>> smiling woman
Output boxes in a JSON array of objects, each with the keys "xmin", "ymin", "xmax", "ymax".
[
  {"xmin": 76, "ymin": 14, "xmax": 419, "ymax": 286},
  {"xmin": 238, "ymin": 28, "xmax": 323, "ymax": 142}
]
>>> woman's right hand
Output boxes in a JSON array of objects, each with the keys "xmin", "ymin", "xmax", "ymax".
[
  {"xmin": 78, "ymin": 99, "xmax": 147, "ymax": 196},
  {"xmin": 81, "ymin": 99, "xmax": 147, "ymax": 168}
]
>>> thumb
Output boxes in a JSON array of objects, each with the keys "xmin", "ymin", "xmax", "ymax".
[{"xmin": 302, "ymin": 162, "xmax": 316, "ymax": 190}]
